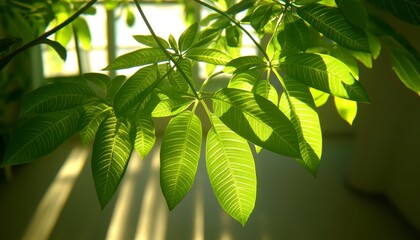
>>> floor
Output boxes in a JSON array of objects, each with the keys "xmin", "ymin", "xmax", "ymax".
[{"xmin": 0, "ymin": 136, "xmax": 418, "ymax": 240}]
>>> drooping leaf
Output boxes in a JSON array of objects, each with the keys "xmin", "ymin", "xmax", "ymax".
[
  {"xmin": 212, "ymin": 88, "xmax": 300, "ymax": 158},
  {"xmin": 178, "ymin": 23, "xmax": 199, "ymax": 52},
  {"xmin": 73, "ymin": 17, "xmax": 92, "ymax": 51},
  {"xmin": 125, "ymin": 6, "xmax": 135, "ymax": 27},
  {"xmin": 80, "ymin": 103, "xmax": 112, "ymax": 145},
  {"xmin": 226, "ymin": 25, "xmax": 242, "ymax": 47},
  {"xmin": 91, "ymin": 114, "xmax": 133, "ymax": 208},
  {"xmin": 297, "ymin": 3, "xmax": 370, "ymax": 52},
  {"xmin": 2, "ymin": 108, "xmax": 81, "ymax": 166},
  {"xmin": 160, "ymin": 111, "xmax": 202, "ymax": 210},
  {"xmin": 334, "ymin": 96, "xmax": 358, "ymax": 125},
  {"xmin": 310, "ymin": 88, "xmax": 330, "ymax": 107},
  {"xmin": 206, "ymin": 116, "xmax": 256, "ymax": 226},
  {"xmin": 389, "ymin": 47, "xmax": 420, "ymax": 95},
  {"xmin": 280, "ymin": 53, "xmax": 370, "ymax": 102},
  {"xmin": 104, "ymin": 48, "xmax": 168, "ymax": 70},
  {"xmin": 20, "ymin": 82, "xmax": 95, "ymax": 117},
  {"xmin": 185, "ymin": 48, "xmax": 232, "ymax": 65},
  {"xmin": 113, "ymin": 65, "xmax": 159, "ymax": 116},
  {"xmin": 279, "ymin": 76, "xmax": 322, "ymax": 175},
  {"xmin": 366, "ymin": 0, "xmax": 420, "ymax": 25},
  {"xmin": 40, "ymin": 38, "xmax": 67, "ymax": 60},
  {"xmin": 83, "ymin": 73, "xmax": 110, "ymax": 92},
  {"xmin": 278, "ymin": 13, "xmax": 314, "ymax": 57},
  {"xmin": 133, "ymin": 35, "xmax": 170, "ymax": 48},
  {"xmin": 134, "ymin": 115, "xmax": 156, "ymax": 159}
]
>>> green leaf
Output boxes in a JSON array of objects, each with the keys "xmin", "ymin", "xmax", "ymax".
[
  {"xmin": 226, "ymin": 25, "xmax": 242, "ymax": 47},
  {"xmin": 83, "ymin": 73, "xmax": 110, "ymax": 92},
  {"xmin": 224, "ymin": 56, "xmax": 266, "ymax": 74},
  {"xmin": 91, "ymin": 114, "xmax": 133, "ymax": 208},
  {"xmin": 160, "ymin": 111, "xmax": 202, "ymax": 210},
  {"xmin": 73, "ymin": 17, "xmax": 92, "ymax": 51},
  {"xmin": 107, "ymin": 75, "xmax": 126, "ymax": 101},
  {"xmin": 168, "ymin": 59, "xmax": 193, "ymax": 93},
  {"xmin": 40, "ymin": 38, "xmax": 67, "ymax": 60},
  {"xmin": 2, "ymin": 109, "xmax": 81, "ymax": 166},
  {"xmin": 114, "ymin": 65, "xmax": 159, "ymax": 116},
  {"xmin": 178, "ymin": 23, "xmax": 199, "ymax": 52},
  {"xmin": 168, "ymin": 34, "xmax": 179, "ymax": 52},
  {"xmin": 334, "ymin": 96, "xmax": 357, "ymax": 125},
  {"xmin": 212, "ymin": 88, "xmax": 300, "ymax": 158},
  {"xmin": 280, "ymin": 53, "xmax": 370, "ymax": 102},
  {"xmin": 367, "ymin": 0, "xmax": 420, "ymax": 25},
  {"xmin": 228, "ymin": 70, "xmax": 260, "ymax": 92},
  {"xmin": 133, "ymin": 35, "xmax": 170, "ymax": 48},
  {"xmin": 297, "ymin": 3, "xmax": 370, "ymax": 52},
  {"xmin": 125, "ymin": 6, "xmax": 135, "ymax": 27},
  {"xmin": 335, "ymin": 0, "xmax": 367, "ymax": 28},
  {"xmin": 185, "ymin": 48, "xmax": 233, "ymax": 65},
  {"xmin": 148, "ymin": 90, "xmax": 195, "ymax": 118},
  {"xmin": 389, "ymin": 47, "xmax": 420, "ymax": 95},
  {"xmin": 20, "ymin": 82, "xmax": 95, "ymax": 117},
  {"xmin": 80, "ymin": 103, "xmax": 112, "ymax": 145},
  {"xmin": 104, "ymin": 48, "xmax": 168, "ymax": 70},
  {"xmin": 310, "ymin": 88, "xmax": 330, "ymax": 107},
  {"xmin": 134, "ymin": 116, "xmax": 156, "ymax": 159},
  {"xmin": 279, "ymin": 76, "xmax": 322, "ymax": 175},
  {"xmin": 253, "ymin": 80, "xmax": 279, "ymax": 106},
  {"xmin": 250, "ymin": 3, "xmax": 274, "ymax": 32},
  {"xmin": 206, "ymin": 116, "xmax": 256, "ymax": 226}
]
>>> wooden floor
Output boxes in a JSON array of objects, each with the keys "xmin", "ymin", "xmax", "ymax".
[{"xmin": 0, "ymin": 137, "xmax": 418, "ymax": 240}]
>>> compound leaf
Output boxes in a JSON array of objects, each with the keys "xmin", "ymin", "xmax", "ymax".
[{"xmin": 104, "ymin": 48, "xmax": 168, "ymax": 70}]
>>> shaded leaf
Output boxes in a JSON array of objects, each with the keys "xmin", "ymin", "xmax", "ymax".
[
  {"xmin": 91, "ymin": 114, "xmax": 133, "ymax": 208},
  {"xmin": 2, "ymin": 109, "xmax": 81, "ymax": 166},
  {"xmin": 226, "ymin": 25, "xmax": 242, "ymax": 47},
  {"xmin": 367, "ymin": 0, "xmax": 420, "ymax": 25},
  {"xmin": 40, "ymin": 38, "xmax": 67, "ymax": 60},
  {"xmin": 160, "ymin": 111, "xmax": 202, "ymax": 210},
  {"xmin": 212, "ymin": 88, "xmax": 300, "ymax": 158},
  {"xmin": 83, "ymin": 73, "xmax": 110, "ymax": 92},
  {"xmin": 179, "ymin": 23, "xmax": 199, "ymax": 52},
  {"xmin": 73, "ymin": 17, "xmax": 92, "ymax": 51},
  {"xmin": 206, "ymin": 116, "xmax": 256, "ymax": 226},
  {"xmin": 280, "ymin": 53, "xmax": 370, "ymax": 102},
  {"xmin": 389, "ymin": 47, "xmax": 420, "ymax": 95}
]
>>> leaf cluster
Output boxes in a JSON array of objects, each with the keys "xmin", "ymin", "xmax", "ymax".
[{"xmin": 1, "ymin": 0, "xmax": 420, "ymax": 226}]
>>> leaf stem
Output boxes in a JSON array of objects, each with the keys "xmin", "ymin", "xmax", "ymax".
[
  {"xmin": 193, "ymin": 0, "xmax": 270, "ymax": 63},
  {"xmin": 133, "ymin": 0, "xmax": 200, "ymax": 100},
  {"xmin": 0, "ymin": 0, "xmax": 97, "ymax": 70}
]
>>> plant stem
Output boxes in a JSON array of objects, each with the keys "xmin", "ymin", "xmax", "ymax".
[
  {"xmin": 193, "ymin": 0, "xmax": 270, "ymax": 63},
  {"xmin": 0, "ymin": 0, "xmax": 97, "ymax": 71},
  {"xmin": 133, "ymin": 0, "xmax": 200, "ymax": 100}
]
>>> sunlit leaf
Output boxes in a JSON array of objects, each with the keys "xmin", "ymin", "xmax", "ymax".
[
  {"xmin": 178, "ymin": 23, "xmax": 199, "ymax": 52},
  {"xmin": 160, "ymin": 111, "xmax": 202, "ymax": 210},
  {"xmin": 168, "ymin": 59, "xmax": 193, "ymax": 93},
  {"xmin": 2, "ymin": 108, "xmax": 81, "ymax": 166},
  {"xmin": 279, "ymin": 76, "xmax": 322, "ymax": 175},
  {"xmin": 212, "ymin": 88, "xmax": 300, "ymax": 158},
  {"xmin": 148, "ymin": 90, "xmax": 195, "ymax": 117},
  {"xmin": 20, "ymin": 82, "xmax": 95, "ymax": 117},
  {"xmin": 185, "ymin": 48, "xmax": 232, "ymax": 65},
  {"xmin": 224, "ymin": 56, "xmax": 266, "ymax": 74},
  {"xmin": 310, "ymin": 88, "xmax": 330, "ymax": 107},
  {"xmin": 133, "ymin": 35, "xmax": 170, "ymax": 48},
  {"xmin": 104, "ymin": 48, "xmax": 168, "ymax": 70},
  {"xmin": 280, "ymin": 53, "xmax": 370, "ymax": 102},
  {"xmin": 80, "ymin": 103, "xmax": 112, "ymax": 145},
  {"xmin": 91, "ymin": 114, "xmax": 133, "ymax": 208},
  {"xmin": 334, "ymin": 96, "xmax": 358, "ymax": 125},
  {"xmin": 134, "ymin": 116, "xmax": 155, "ymax": 159},
  {"xmin": 297, "ymin": 3, "xmax": 370, "ymax": 52},
  {"xmin": 113, "ymin": 65, "xmax": 158, "ymax": 116},
  {"xmin": 206, "ymin": 116, "xmax": 256, "ymax": 226}
]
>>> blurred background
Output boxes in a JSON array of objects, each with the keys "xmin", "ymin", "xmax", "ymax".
[{"xmin": 1, "ymin": 1, "xmax": 420, "ymax": 239}]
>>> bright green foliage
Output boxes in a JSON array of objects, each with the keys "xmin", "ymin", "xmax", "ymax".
[
  {"xmin": 91, "ymin": 114, "xmax": 133, "ymax": 209},
  {"xmin": 2, "ymin": 0, "xmax": 420, "ymax": 226},
  {"xmin": 206, "ymin": 116, "xmax": 256, "ymax": 226},
  {"xmin": 160, "ymin": 111, "xmax": 202, "ymax": 210}
]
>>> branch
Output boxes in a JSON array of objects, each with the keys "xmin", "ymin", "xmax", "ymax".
[{"xmin": 0, "ymin": 0, "xmax": 98, "ymax": 71}]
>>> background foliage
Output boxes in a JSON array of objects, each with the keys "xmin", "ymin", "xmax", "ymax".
[{"xmin": 1, "ymin": 0, "xmax": 419, "ymax": 225}]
